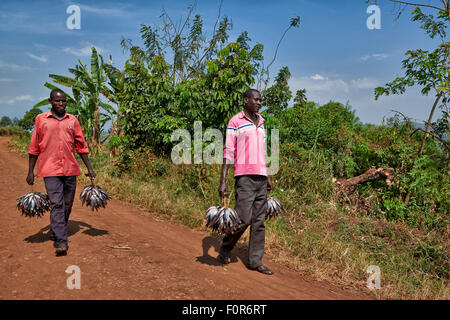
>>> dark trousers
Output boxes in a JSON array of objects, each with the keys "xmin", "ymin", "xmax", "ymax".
[
  {"xmin": 220, "ymin": 175, "xmax": 268, "ymax": 268},
  {"xmin": 44, "ymin": 176, "xmax": 77, "ymax": 244}
]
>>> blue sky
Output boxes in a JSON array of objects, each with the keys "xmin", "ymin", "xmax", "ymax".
[{"xmin": 0, "ymin": 0, "xmax": 447, "ymax": 124}]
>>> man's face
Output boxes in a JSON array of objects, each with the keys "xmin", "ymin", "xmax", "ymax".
[
  {"xmin": 244, "ymin": 91, "xmax": 262, "ymax": 113},
  {"xmin": 49, "ymin": 92, "xmax": 67, "ymax": 115}
]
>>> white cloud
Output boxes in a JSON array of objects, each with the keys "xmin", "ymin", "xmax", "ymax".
[
  {"xmin": 0, "ymin": 78, "xmax": 16, "ymax": 82},
  {"xmin": 311, "ymin": 74, "xmax": 328, "ymax": 81},
  {"xmin": 351, "ymin": 77, "xmax": 380, "ymax": 89},
  {"xmin": 0, "ymin": 95, "xmax": 34, "ymax": 105},
  {"xmin": 290, "ymin": 75, "xmax": 380, "ymax": 95},
  {"xmin": 63, "ymin": 44, "xmax": 106, "ymax": 56},
  {"xmin": 291, "ymin": 75, "xmax": 350, "ymax": 94},
  {"xmin": 27, "ymin": 53, "xmax": 48, "ymax": 63},
  {"xmin": 80, "ymin": 4, "xmax": 128, "ymax": 16},
  {"xmin": 0, "ymin": 59, "xmax": 33, "ymax": 71},
  {"xmin": 360, "ymin": 53, "xmax": 390, "ymax": 61}
]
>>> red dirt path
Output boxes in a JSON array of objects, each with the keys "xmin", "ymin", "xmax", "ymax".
[{"xmin": 0, "ymin": 136, "xmax": 372, "ymax": 300}]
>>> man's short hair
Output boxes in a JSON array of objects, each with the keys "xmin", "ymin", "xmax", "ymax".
[
  {"xmin": 243, "ymin": 88, "xmax": 260, "ymax": 99},
  {"xmin": 50, "ymin": 88, "xmax": 66, "ymax": 99}
]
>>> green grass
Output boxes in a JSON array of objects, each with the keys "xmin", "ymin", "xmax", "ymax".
[{"xmin": 8, "ymin": 135, "xmax": 449, "ymax": 300}]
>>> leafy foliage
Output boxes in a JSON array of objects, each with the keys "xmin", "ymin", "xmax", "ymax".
[
  {"xmin": 262, "ymin": 66, "xmax": 292, "ymax": 116},
  {"xmin": 0, "ymin": 116, "xmax": 12, "ymax": 127},
  {"xmin": 18, "ymin": 107, "xmax": 43, "ymax": 131}
]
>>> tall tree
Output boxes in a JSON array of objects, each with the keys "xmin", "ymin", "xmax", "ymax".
[
  {"xmin": 18, "ymin": 107, "xmax": 43, "ymax": 131},
  {"xmin": 262, "ymin": 66, "xmax": 292, "ymax": 116},
  {"xmin": 372, "ymin": 1, "xmax": 449, "ymax": 204},
  {"xmin": 0, "ymin": 116, "xmax": 12, "ymax": 127},
  {"xmin": 374, "ymin": 6, "xmax": 449, "ymax": 157},
  {"xmin": 121, "ymin": 1, "xmax": 233, "ymax": 86}
]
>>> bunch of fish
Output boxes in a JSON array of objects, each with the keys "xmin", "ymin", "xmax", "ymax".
[
  {"xmin": 80, "ymin": 182, "xmax": 111, "ymax": 211},
  {"xmin": 17, "ymin": 192, "xmax": 51, "ymax": 218},
  {"xmin": 205, "ymin": 203, "xmax": 240, "ymax": 235},
  {"xmin": 266, "ymin": 197, "xmax": 282, "ymax": 220}
]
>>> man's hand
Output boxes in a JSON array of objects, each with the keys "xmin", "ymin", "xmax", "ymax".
[
  {"xmin": 267, "ymin": 176, "xmax": 273, "ymax": 192},
  {"xmin": 219, "ymin": 162, "xmax": 230, "ymax": 198},
  {"xmin": 85, "ymin": 169, "xmax": 96, "ymax": 180},
  {"xmin": 27, "ymin": 154, "xmax": 38, "ymax": 186},
  {"xmin": 80, "ymin": 153, "xmax": 96, "ymax": 180},
  {"xmin": 218, "ymin": 180, "xmax": 228, "ymax": 199},
  {"xmin": 26, "ymin": 172, "xmax": 34, "ymax": 185}
]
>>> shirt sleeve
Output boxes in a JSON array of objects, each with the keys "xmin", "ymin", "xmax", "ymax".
[
  {"xmin": 28, "ymin": 116, "xmax": 40, "ymax": 156},
  {"xmin": 73, "ymin": 118, "xmax": 89, "ymax": 154},
  {"xmin": 223, "ymin": 118, "xmax": 237, "ymax": 163}
]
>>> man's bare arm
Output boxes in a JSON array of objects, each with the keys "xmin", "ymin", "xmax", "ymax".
[
  {"xmin": 79, "ymin": 153, "xmax": 96, "ymax": 179},
  {"xmin": 26, "ymin": 154, "xmax": 38, "ymax": 185},
  {"xmin": 218, "ymin": 159, "xmax": 231, "ymax": 198}
]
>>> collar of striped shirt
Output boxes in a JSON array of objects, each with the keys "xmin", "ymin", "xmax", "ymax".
[{"xmin": 238, "ymin": 110, "xmax": 264, "ymax": 125}]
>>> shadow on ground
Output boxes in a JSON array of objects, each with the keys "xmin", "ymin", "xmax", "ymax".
[
  {"xmin": 24, "ymin": 220, "xmax": 108, "ymax": 243},
  {"xmin": 195, "ymin": 235, "xmax": 247, "ymax": 267}
]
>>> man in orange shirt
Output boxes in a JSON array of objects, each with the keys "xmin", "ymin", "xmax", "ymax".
[{"xmin": 26, "ymin": 89, "xmax": 96, "ymax": 256}]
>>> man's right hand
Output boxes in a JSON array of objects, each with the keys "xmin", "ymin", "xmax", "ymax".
[
  {"xmin": 26, "ymin": 172, "xmax": 34, "ymax": 185},
  {"xmin": 218, "ymin": 180, "xmax": 228, "ymax": 199}
]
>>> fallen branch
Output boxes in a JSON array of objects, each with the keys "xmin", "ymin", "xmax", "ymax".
[
  {"xmin": 335, "ymin": 166, "xmax": 394, "ymax": 213},
  {"xmin": 336, "ymin": 166, "xmax": 394, "ymax": 193}
]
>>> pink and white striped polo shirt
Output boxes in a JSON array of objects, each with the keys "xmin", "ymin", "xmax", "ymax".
[{"xmin": 223, "ymin": 111, "xmax": 268, "ymax": 177}]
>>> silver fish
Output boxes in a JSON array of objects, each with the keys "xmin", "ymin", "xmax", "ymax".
[
  {"xmin": 17, "ymin": 192, "xmax": 50, "ymax": 218},
  {"xmin": 80, "ymin": 183, "xmax": 111, "ymax": 212},
  {"xmin": 266, "ymin": 197, "xmax": 282, "ymax": 220}
]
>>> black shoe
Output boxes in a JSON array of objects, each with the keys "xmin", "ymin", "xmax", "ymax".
[
  {"xmin": 55, "ymin": 241, "xmax": 68, "ymax": 256},
  {"xmin": 248, "ymin": 265, "xmax": 274, "ymax": 275},
  {"xmin": 217, "ymin": 252, "xmax": 231, "ymax": 265}
]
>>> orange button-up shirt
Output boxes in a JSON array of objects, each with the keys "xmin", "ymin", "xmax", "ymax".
[{"xmin": 28, "ymin": 111, "xmax": 89, "ymax": 178}]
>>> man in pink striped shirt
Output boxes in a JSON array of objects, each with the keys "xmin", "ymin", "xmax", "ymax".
[{"xmin": 218, "ymin": 89, "xmax": 274, "ymax": 275}]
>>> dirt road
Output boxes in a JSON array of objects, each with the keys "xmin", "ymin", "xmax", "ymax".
[{"xmin": 0, "ymin": 136, "xmax": 371, "ymax": 300}]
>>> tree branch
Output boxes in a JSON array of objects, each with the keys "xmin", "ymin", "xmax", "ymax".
[
  {"xmin": 213, "ymin": 0, "xmax": 223, "ymax": 36},
  {"xmin": 389, "ymin": 0, "xmax": 444, "ymax": 11},
  {"xmin": 410, "ymin": 128, "xmax": 450, "ymax": 152}
]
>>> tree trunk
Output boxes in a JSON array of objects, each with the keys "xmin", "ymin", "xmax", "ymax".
[
  {"xmin": 417, "ymin": 93, "xmax": 442, "ymax": 157},
  {"xmin": 109, "ymin": 120, "xmax": 116, "ymax": 158},
  {"xmin": 91, "ymin": 107, "xmax": 100, "ymax": 156},
  {"xmin": 404, "ymin": 93, "xmax": 442, "ymax": 205}
]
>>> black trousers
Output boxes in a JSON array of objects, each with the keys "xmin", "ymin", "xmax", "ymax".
[
  {"xmin": 220, "ymin": 175, "xmax": 268, "ymax": 268},
  {"xmin": 44, "ymin": 176, "xmax": 77, "ymax": 244}
]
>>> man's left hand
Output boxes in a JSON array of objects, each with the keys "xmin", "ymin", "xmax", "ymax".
[
  {"xmin": 267, "ymin": 176, "xmax": 273, "ymax": 192},
  {"xmin": 85, "ymin": 170, "xmax": 96, "ymax": 180}
]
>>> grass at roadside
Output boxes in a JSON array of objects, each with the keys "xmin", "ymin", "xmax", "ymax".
[
  {"xmin": 8, "ymin": 135, "xmax": 449, "ymax": 299},
  {"xmin": 0, "ymin": 126, "xmax": 24, "ymax": 137}
]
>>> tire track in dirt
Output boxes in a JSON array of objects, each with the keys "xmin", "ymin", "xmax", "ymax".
[{"xmin": 0, "ymin": 136, "xmax": 372, "ymax": 300}]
